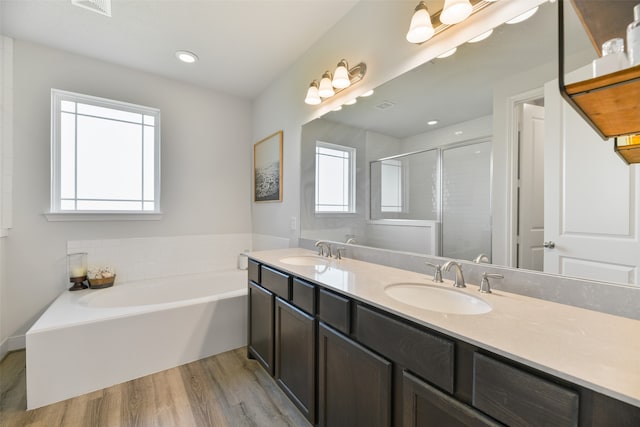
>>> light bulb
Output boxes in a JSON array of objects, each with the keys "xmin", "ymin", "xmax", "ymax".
[
  {"xmin": 506, "ymin": 6, "xmax": 538, "ymax": 24},
  {"xmin": 304, "ymin": 82, "xmax": 321, "ymax": 105},
  {"xmin": 437, "ymin": 47, "xmax": 457, "ymax": 58},
  {"xmin": 468, "ymin": 29, "xmax": 493, "ymax": 43},
  {"xmin": 440, "ymin": 0, "xmax": 472, "ymax": 25},
  {"xmin": 332, "ymin": 60, "xmax": 351, "ymax": 89},
  {"xmin": 406, "ymin": 2, "xmax": 434, "ymax": 44},
  {"xmin": 318, "ymin": 72, "xmax": 335, "ymax": 98}
]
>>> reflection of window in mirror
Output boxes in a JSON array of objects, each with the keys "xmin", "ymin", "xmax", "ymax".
[
  {"xmin": 315, "ymin": 141, "xmax": 356, "ymax": 213},
  {"xmin": 380, "ymin": 159, "xmax": 403, "ymax": 213}
]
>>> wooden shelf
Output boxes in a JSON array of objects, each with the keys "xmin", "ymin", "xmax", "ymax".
[
  {"xmin": 559, "ymin": 0, "xmax": 640, "ymax": 152},
  {"xmin": 564, "ymin": 65, "xmax": 640, "ymax": 138},
  {"xmin": 615, "ymin": 141, "xmax": 640, "ymax": 164}
]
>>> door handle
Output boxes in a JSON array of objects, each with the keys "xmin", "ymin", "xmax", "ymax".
[{"xmin": 543, "ymin": 241, "xmax": 555, "ymax": 249}]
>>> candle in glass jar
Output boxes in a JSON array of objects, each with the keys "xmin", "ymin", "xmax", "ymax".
[{"xmin": 70, "ymin": 266, "xmax": 87, "ymax": 278}]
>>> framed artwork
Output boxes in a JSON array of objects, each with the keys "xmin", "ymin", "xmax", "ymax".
[{"xmin": 254, "ymin": 130, "xmax": 283, "ymax": 202}]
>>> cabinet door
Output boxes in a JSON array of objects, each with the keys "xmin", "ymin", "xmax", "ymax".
[
  {"xmin": 275, "ymin": 298, "xmax": 316, "ymax": 424},
  {"xmin": 248, "ymin": 282, "xmax": 274, "ymax": 375},
  {"xmin": 403, "ymin": 371, "xmax": 501, "ymax": 427},
  {"xmin": 318, "ymin": 322, "xmax": 392, "ymax": 427}
]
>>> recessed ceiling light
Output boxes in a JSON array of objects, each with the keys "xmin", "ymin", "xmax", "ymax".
[
  {"xmin": 506, "ymin": 6, "xmax": 538, "ymax": 24},
  {"xmin": 176, "ymin": 50, "xmax": 198, "ymax": 63},
  {"xmin": 360, "ymin": 89, "xmax": 375, "ymax": 97},
  {"xmin": 468, "ymin": 29, "xmax": 493, "ymax": 43},
  {"xmin": 428, "ymin": 120, "xmax": 438, "ymax": 126},
  {"xmin": 454, "ymin": 130, "xmax": 464, "ymax": 135},
  {"xmin": 437, "ymin": 48, "xmax": 457, "ymax": 59}
]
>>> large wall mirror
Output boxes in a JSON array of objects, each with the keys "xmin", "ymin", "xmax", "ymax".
[{"xmin": 301, "ymin": 1, "xmax": 639, "ymax": 285}]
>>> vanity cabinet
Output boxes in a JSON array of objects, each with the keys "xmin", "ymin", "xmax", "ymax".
[
  {"xmin": 247, "ymin": 258, "xmax": 640, "ymax": 427},
  {"xmin": 274, "ymin": 297, "xmax": 316, "ymax": 423},
  {"xmin": 248, "ymin": 263, "xmax": 316, "ymax": 424},
  {"xmin": 247, "ymin": 281, "xmax": 274, "ymax": 374},
  {"xmin": 318, "ymin": 322, "xmax": 392, "ymax": 427}
]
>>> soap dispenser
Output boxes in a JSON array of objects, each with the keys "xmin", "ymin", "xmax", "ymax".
[{"xmin": 627, "ymin": 3, "xmax": 640, "ymax": 66}]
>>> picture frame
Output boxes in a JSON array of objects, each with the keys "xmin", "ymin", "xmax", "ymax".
[{"xmin": 254, "ymin": 130, "xmax": 283, "ymax": 202}]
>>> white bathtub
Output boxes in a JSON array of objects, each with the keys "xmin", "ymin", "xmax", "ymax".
[{"xmin": 26, "ymin": 270, "xmax": 248, "ymax": 409}]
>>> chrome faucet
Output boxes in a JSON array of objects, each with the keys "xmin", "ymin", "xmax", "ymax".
[
  {"xmin": 425, "ymin": 262, "xmax": 443, "ymax": 283},
  {"xmin": 473, "ymin": 253, "xmax": 490, "ymax": 264},
  {"xmin": 345, "ymin": 237, "xmax": 357, "ymax": 244},
  {"xmin": 479, "ymin": 272, "xmax": 503, "ymax": 294},
  {"xmin": 442, "ymin": 260, "xmax": 465, "ymax": 288},
  {"xmin": 314, "ymin": 240, "xmax": 332, "ymax": 257}
]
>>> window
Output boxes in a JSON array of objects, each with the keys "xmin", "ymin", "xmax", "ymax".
[
  {"xmin": 380, "ymin": 159, "xmax": 403, "ymax": 212},
  {"xmin": 315, "ymin": 141, "xmax": 355, "ymax": 213},
  {"xmin": 49, "ymin": 89, "xmax": 160, "ymax": 217}
]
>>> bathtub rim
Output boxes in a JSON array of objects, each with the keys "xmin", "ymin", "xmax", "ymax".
[{"xmin": 27, "ymin": 270, "xmax": 248, "ymax": 335}]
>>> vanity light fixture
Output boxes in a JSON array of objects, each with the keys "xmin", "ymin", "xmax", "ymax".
[
  {"xmin": 468, "ymin": 29, "xmax": 493, "ymax": 43},
  {"xmin": 175, "ymin": 50, "xmax": 198, "ymax": 63},
  {"xmin": 440, "ymin": 0, "xmax": 473, "ymax": 25},
  {"xmin": 406, "ymin": 1, "xmax": 435, "ymax": 44},
  {"xmin": 304, "ymin": 60, "xmax": 367, "ymax": 105},
  {"xmin": 506, "ymin": 6, "xmax": 539, "ymax": 24}
]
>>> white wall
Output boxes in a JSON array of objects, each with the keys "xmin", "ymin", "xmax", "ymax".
[
  {"xmin": 3, "ymin": 40, "xmax": 252, "ymax": 345},
  {"xmin": 251, "ymin": 0, "xmax": 544, "ymax": 247}
]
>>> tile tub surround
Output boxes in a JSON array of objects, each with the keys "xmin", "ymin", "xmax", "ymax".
[
  {"xmin": 299, "ymin": 238, "xmax": 640, "ymax": 320},
  {"xmin": 67, "ymin": 233, "xmax": 253, "ymax": 283},
  {"xmin": 249, "ymin": 247, "xmax": 640, "ymax": 409}
]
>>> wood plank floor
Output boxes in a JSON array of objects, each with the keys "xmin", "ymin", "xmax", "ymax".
[{"xmin": 0, "ymin": 349, "xmax": 311, "ymax": 427}]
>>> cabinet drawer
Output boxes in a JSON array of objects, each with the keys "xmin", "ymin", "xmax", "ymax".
[
  {"xmin": 318, "ymin": 288, "xmax": 351, "ymax": 335},
  {"xmin": 260, "ymin": 265, "xmax": 291, "ymax": 299},
  {"xmin": 403, "ymin": 370, "xmax": 501, "ymax": 427},
  {"xmin": 473, "ymin": 353, "xmax": 579, "ymax": 427},
  {"xmin": 292, "ymin": 278, "xmax": 315, "ymax": 315},
  {"xmin": 356, "ymin": 304, "xmax": 454, "ymax": 394},
  {"xmin": 248, "ymin": 259, "xmax": 260, "ymax": 283}
]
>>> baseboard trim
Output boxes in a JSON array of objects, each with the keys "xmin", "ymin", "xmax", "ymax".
[{"xmin": 1, "ymin": 335, "xmax": 26, "ymax": 361}]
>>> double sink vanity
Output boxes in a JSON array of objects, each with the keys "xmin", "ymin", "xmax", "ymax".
[{"xmin": 247, "ymin": 247, "xmax": 640, "ymax": 426}]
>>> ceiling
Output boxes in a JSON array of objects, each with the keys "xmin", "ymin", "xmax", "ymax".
[{"xmin": 0, "ymin": 0, "xmax": 360, "ymax": 99}]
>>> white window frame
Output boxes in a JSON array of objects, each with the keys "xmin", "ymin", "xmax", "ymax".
[
  {"xmin": 315, "ymin": 141, "xmax": 356, "ymax": 214},
  {"xmin": 47, "ymin": 89, "xmax": 162, "ymax": 221}
]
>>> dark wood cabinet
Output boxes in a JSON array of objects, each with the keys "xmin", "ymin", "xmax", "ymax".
[
  {"xmin": 247, "ymin": 281, "xmax": 274, "ymax": 374},
  {"xmin": 247, "ymin": 258, "xmax": 640, "ymax": 427},
  {"xmin": 403, "ymin": 370, "xmax": 501, "ymax": 427},
  {"xmin": 318, "ymin": 322, "xmax": 392, "ymax": 427},
  {"xmin": 473, "ymin": 353, "xmax": 579, "ymax": 427},
  {"xmin": 274, "ymin": 297, "xmax": 316, "ymax": 424}
]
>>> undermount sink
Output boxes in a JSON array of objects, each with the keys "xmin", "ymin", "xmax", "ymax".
[
  {"xmin": 384, "ymin": 283, "xmax": 492, "ymax": 315},
  {"xmin": 279, "ymin": 255, "xmax": 331, "ymax": 266}
]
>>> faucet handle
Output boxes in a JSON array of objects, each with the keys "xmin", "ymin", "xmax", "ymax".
[
  {"xmin": 425, "ymin": 262, "xmax": 443, "ymax": 283},
  {"xmin": 335, "ymin": 247, "xmax": 346, "ymax": 260},
  {"xmin": 479, "ymin": 272, "xmax": 503, "ymax": 294}
]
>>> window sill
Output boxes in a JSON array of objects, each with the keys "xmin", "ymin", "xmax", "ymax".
[{"xmin": 44, "ymin": 211, "xmax": 163, "ymax": 222}]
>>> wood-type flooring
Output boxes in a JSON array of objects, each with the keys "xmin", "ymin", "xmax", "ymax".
[{"xmin": 0, "ymin": 348, "xmax": 310, "ymax": 427}]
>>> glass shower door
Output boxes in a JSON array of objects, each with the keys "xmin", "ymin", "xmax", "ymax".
[{"xmin": 441, "ymin": 140, "xmax": 492, "ymax": 261}]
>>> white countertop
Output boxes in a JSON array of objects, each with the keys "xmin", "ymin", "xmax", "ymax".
[{"xmin": 249, "ymin": 248, "xmax": 640, "ymax": 408}]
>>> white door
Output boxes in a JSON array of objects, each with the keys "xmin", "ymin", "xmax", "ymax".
[
  {"xmin": 544, "ymin": 73, "xmax": 640, "ymax": 284},
  {"xmin": 518, "ymin": 103, "xmax": 545, "ymax": 271}
]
